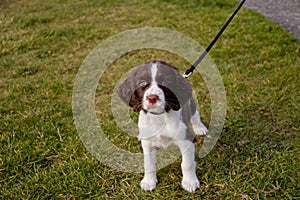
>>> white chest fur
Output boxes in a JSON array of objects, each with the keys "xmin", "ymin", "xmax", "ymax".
[{"xmin": 138, "ymin": 109, "xmax": 188, "ymax": 148}]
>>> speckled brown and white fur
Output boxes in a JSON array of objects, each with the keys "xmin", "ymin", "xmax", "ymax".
[{"xmin": 117, "ymin": 60, "xmax": 207, "ymax": 192}]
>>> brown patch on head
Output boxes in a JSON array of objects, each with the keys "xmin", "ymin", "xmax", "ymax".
[{"xmin": 154, "ymin": 60, "xmax": 193, "ymax": 107}]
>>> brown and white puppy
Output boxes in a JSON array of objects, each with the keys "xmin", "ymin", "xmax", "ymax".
[{"xmin": 117, "ymin": 60, "xmax": 207, "ymax": 192}]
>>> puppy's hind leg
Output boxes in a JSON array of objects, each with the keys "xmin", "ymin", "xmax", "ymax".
[{"xmin": 191, "ymin": 110, "xmax": 208, "ymax": 136}]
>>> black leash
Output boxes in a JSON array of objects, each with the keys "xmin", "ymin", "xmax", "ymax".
[{"xmin": 183, "ymin": 0, "xmax": 246, "ymax": 78}]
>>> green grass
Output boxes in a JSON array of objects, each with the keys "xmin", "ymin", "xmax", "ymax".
[{"xmin": 1, "ymin": 0, "xmax": 299, "ymax": 199}]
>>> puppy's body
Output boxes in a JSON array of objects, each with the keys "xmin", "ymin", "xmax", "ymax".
[{"xmin": 117, "ymin": 60, "xmax": 207, "ymax": 192}]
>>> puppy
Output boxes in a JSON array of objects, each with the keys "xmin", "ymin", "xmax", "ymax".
[{"xmin": 117, "ymin": 60, "xmax": 208, "ymax": 192}]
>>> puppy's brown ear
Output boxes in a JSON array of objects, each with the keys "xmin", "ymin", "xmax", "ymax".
[
  {"xmin": 161, "ymin": 85, "xmax": 181, "ymax": 111},
  {"xmin": 128, "ymin": 88, "xmax": 144, "ymax": 112},
  {"xmin": 175, "ymin": 74, "xmax": 193, "ymax": 105},
  {"xmin": 116, "ymin": 76, "xmax": 133, "ymax": 106},
  {"xmin": 116, "ymin": 65, "xmax": 149, "ymax": 112}
]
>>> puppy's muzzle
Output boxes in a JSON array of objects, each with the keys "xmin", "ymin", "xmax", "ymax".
[{"xmin": 147, "ymin": 94, "xmax": 159, "ymax": 106}]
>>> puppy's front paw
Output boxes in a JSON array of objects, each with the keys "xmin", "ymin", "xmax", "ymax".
[
  {"xmin": 182, "ymin": 178, "xmax": 200, "ymax": 193},
  {"xmin": 140, "ymin": 177, "xmax": 157, "ymax": 191}
]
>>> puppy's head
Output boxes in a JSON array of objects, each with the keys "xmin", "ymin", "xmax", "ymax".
[{"xmin": 117, "ymin": 60, "xmax": 192, "ymax": 114}]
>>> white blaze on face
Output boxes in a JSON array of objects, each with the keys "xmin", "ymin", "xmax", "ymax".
[
  {"xmin": 151, "ymin": 63, "xmax": 158, "ymax": 84},
  {"xmin": 143, "ymin": 63, "xmax": 166, "ymax": 114}
]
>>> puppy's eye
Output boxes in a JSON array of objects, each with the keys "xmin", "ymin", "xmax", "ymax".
[
  {"xmin": 138, "ymin": 80, "xmax": 148, "ymax": 87},
  {"xmin": 161, "ymin": 79, "xmax": 171, "ymax": 86}
]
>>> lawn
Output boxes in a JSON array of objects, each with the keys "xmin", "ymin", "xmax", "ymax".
[{"xmin": 0, "ymin": 0, "xmax": 299, "ymax": 199}]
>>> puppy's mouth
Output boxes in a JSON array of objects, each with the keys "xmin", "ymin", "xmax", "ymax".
[{"xmin": 143, "ymin": 94, "xmax": 165, "ymax": 115}]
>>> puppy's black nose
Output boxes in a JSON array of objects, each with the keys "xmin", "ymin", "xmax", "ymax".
[{"xmin": 147, "ymin": 94, "xmax": 159, "ymax": 105}]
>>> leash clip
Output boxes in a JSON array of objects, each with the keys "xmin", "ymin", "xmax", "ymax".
[{"xmin": 182, "ymin": 71, "xmax": 192, "ymax": 79}]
